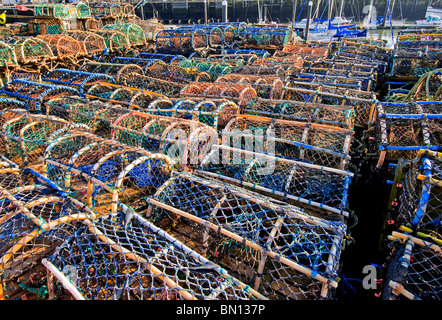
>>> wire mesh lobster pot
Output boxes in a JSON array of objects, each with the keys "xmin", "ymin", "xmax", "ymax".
[
  {"xmin": 221, "ymin": 48, "xmax": 271, "ymax": 59},
  {"xmin": 391, "ymin": 46, "xmax": 442, "ymax": 77},
  {"xmin": 156, "ymin": 28, "xmax": 208, "ymax": 53},
  {"xmin": 64, "ymin": 31, "xmax": 106, "ymax": 55},
  {"xmin": 109, "ymin": 57, "xmax": 163, "ymax": 71},
  {"xmin": 384, "ymin": 150, "xmax": 442, "ymax": 239},
  {"xmin": 86, "ymin": 83, "xmax": 155, "ymax": 109},
  {"xmin": 207, "ymin": 53, "xmax": 258, "ymax": 65},
  {"xmin": 121, "ymin": 73, "xmax": 185, "ymax": 97},
  {"xmin": 282, "ymin": 84, "xmax": 377, "ymax": 128},
  {"xmin": 229, "ymin": 63, "xmax": 286, "ymax": 79},
  {"xmin": 103, "ymin": 23, "xmax": 146, "ymax": 47},
  {"xmin": 145, "ymin": 98, "xmax": 240, "ymax": 130},
  {"xmin": 176, "ymin": 59, "xmax": 232, "ymax": 81},
  {"xmin": 0, "ymin": 110, "xmax": 71, "ymax": 167},
  {"xmin": 215, "ymin": 75, "xmax": 284, "ymax": 100},
  {"xmin": 75, "ymin": 3, "xmax": 92, "ymax": 19},
  {"xmin": 34, "ymin": 3, "xmax": 75, "ymax": 19},
  {"xmin": 180, "ymin": 82, "xmax": 257, "ymax": 108},
  {"xmin": 223, "ymin": 115, "xmax": 353, "ymax": 170},
  {"xmin": 196, "ymin": 144, "xmax": 353, "ymax": 219},
  {"xmin": 145, "ymin": 170, "xmax": 347, "ymax": 300},
  {"xmin": 36, "ymin": 34, "xmax": 86, "ymax": 59},
  {"xmin": 143, "ymin": 60, "xmax": 211, "ymax": 83},
  {"xmin": 89, "ymin": 2, "xmax": 122, "ymax": 17},
  {"xmin": 251, "ymin": 55, "xmax": 304, "ymax": 76},
  {"xmin": 207, "ymin": 22, "xmax": 248, "ymax": 39},
  {"xmin": 5, "ymin": 36, "xmax": 54, "ymax": 65},
  {"xmin": 0, "ymin": 79, "xmax": 80, "ymax": 114},
  {"xmin": 42, "ymin": 69, "xmax": 116, "ymax": 96},
  {"xmin": 0, "ymin": 167, "xmax": 94, "ymax": 300},
  {"xmin": 44, "ymin": 132, "xmax": 174, "ymax": 216},
  {"xmin": 132, "ymin": 19, "xmax": 165, "ymax": 42},
  {"xmin": 239, "ymin": 27, "xmax": 289, "ymax": 48},
  {"xmin": 334, "ymin": 39, "xmax": 393, "ymax": 63},
  {"xmin": 382, "ymin": 229, "xmax": 442, "ymax": 300},
  {"xmin": 42, "ymin": 204, "xmax": 264, "ymax": 300},
  {"xmin": 95, "ymin": 30, "xmax": 129, "ymax": 52},
  {"xmin": 277, "ymin": 44, "xmax": 329, "ymax": 60},
  {"xmin": 135, "ymin": 52, "xmax": 187, "ymax": 65},
  {"xmin": 243, "ymin": 98, "xmax": 355, "ymax": 129},
  {"xmin": 83, "ymin": 18, "xmax": 103, "ymax": 31},
  {"xmin": 78, "ymin": 61, "xmax": 144, "ymax": 84},
  {"xmin": 0, "ymin": 40, "xmax": 18, "ymax": 67},
  {"xmin": 110, "ymin": 111, "xmax": 218, "ymax": 167},
  {"xmin": 290, "ymin": 73, "xmax": 370, "ymax": 92},
  {"xmin": 367, "ymin": 101, "xmax": 442, "ymax": 169}
]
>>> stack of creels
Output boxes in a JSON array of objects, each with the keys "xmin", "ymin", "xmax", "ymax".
[
  {"xmin": 94, "ymin": 30, "xmax": 129, "ymax": 52},
  {"xmin": 380, "ymin": 150, "xmax": 442, "ymax": 300},
  {"xmin": 143, "ymin": 98, "xmax": 240, "ymax": 131},
  {"xmin": 156, "ymin": 28, "xmax": 208, "ymax": 53},
  {"xmin": 0, "ymin": 79, "xmax": 80, "ymax": 114},
  {"xmin": 176, "ymin": 59, "xmax": 233, "ymax": 81},
  {"xmin": 196, "ymin": 144, "xmax": 353, "ymax": 219},
  {"xmin": 251, "ymin": 55, "xmax": 304, "ymax": 76},
  {"xmin": 43, "ymin": 131, "xmax": 174, "ymax": 216},
  {"xmin": 77, "ymin": 61, "xmax": 144, "ymax": 83},
  {"xmin": 121, "ymin": 72, "xmax": 186, "ymax": 98},
  {"xmin": 142, "ymin": 59, "xmax": 211, "ymax": 83},
  {"xmin": 86, "ymin": 83, "xmax": 156, "ymax": 109},
  {"xmin": 366, "ymin": 101, "xmax": 442, "ymax": 169},
  {"xmin": 289, "ymin": 73, "xmax": 372, "ymax": 92},
  {"xmin": 282, "ymin": 81, "xmax": 377, "ymax": 128},
  {"xmin": 145, "ymin": 170, "xmax": 347, "ymax": 300},
  {"xmin": 392, "ymin": 38, "xmax": 442, "ymax": 77},
  {"xmin": 215, "ymin": 75, "xmax": 284, "ymax": 100},
  {"xmin": 333, "ymin": 39, "xmax": 393, "ymax": 64},
  {"xmin": 36, "ymin": 34, "xmax": 87, "ymax": 60},
  {"xmin": 3, "ymin": 36, "xmax": 54, "ymax": 65},
  {"xmin": 243, "ymin": 99, "xmax": 355, "ymax": 130},
  {"xmin": 180, "ymin": 82, "xmax": 257, "ymax": 108},
  {"xmin": 239, "ymin": 27, "xmax": 290, "ymax": 49},
  {"xmin": 64, "ymin": 31, "xmax": 106, "ymax": 56},
  {"xmin": 102, "ymin": 23, "xmax": 147, "ymax": 47},
  {"xmin": 0, "ymin": 40, "xmax": 18, "ymax": 67},
  {"xmin": 222, "ymin": 115, "xmax": 353, "ymax": 170},
  {"xmin": 275, "ymin": 44, "xmax": 329, "ymax": 61},
  {"xmin": 42, "ymin": 69, "xmax": 116, "ymax": 96}
]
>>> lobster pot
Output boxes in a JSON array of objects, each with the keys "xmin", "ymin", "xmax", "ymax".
[
  {"xmin": 110, "ymin": 111, "xmax": 218, "ymax": 167},
  {"xmin": 95, "ymin": 30, "xmax": 129, "ymax": 51},
  {"xmin": 144, "ymin": 60, "xmax": 210, "ymax": 83},
  {"xmin": 43, "ymin": 206, "xmax": 262, "ymax": 300},
  {"xmin": 0, "ymin": 111, "xmax": 72, "ymax": 167},
  {"xmin": 207, "ymin": 21, "xmax": 248, "ymax": 38},
  {"xmin": 146, "ymin": 171, "xmax": 346, "ymax": 300},
  {"xmin": 7, "ymin": 37, "xmax": 54, "ymax": 65},
  {"xmin": 86, "ymin": 83, "xmax": 155, "ymax": 109},
  {"xmin": 334, "ymin": 40, "xmax": 393, "ymax": 63},
  {"xmin": 392, "ymin": 47, "xmax": 442, "ymax": 77},
  {"xmin": 252, "ymin": 55, "xmax": 304, "ymax": 74},
  {"xmin": 208, "ymin": 53, "xmax": 259, "ymax": 65},
  {"xmin": 122, "ymin": 73, "xmax": 185, "ymax": 97},
  {"xmin": 0, "ymin": 175, "xmax": 92, "ymax": 300},
  {"xmin": 84, "ymin": 18, "xmax": 103, "ymax": 31},
  {"xmin": 0, "ymin": 98, "xmax": 29, "ymax": 116},
  {"xmin": 244, "ymin": 99, "xmax": 355, "ymax": 129},
  {"xmin": 222, "ymin": 48, "xmax": 270, "ymax": 59},
  {"xmin": 76, "ymin": 3, "xmax": 92, "ymax": 19},
  {"xmin": 290, "ymin": 73, "xmax": 369, "ymax": 92},
  {"xmin": 177, "ymin": 59, "xmax": 231, "ymax": 81},
  {"xmin": 0, "ymin": 79, "xmax": 80, "ymax": 114},
  {"xmin": 180, "ymin": 82, "xmax": 257, "ymax": 107},
  {"xmin": 368, "ymin": 101, "xmax": 442, "ymax": 168},
  {"xmin": 133, "ymin": 19, "xmax": 165, "ymax": 41},
  {"xmin": 382, "ymin": 232, "xmax": 442, "ymax": 300},
  {"xmin": 64, "ymin": 31, "xmax": 106, "ymax": 55},
  {"xmin": 229, "ymin": 64, "xmax": 286, "ymax": 79},
  {"xmin": 42, "ymin": 69, "xmax": 115, "ymax": 96},
  {"xmin": 278, "ymin": 45, "xmax": 329, "ymax": 60},
  {"xmin": 103, "ymin": 23, "xmax": 146, "ymax": 47},
  {"xmin": 44, "ymin": 137, "xmax": 173, "ymax": 216},
  {"xmin": 223, "ymin": 115, "xmax": 353, "ymax": 170},
  {"xmin": 282, "ymin": 85, "xmax": 376, "ymax": 128},
  {"xmin": 136, "ymin": 52, "xmax": 187, "ymax": 65},
  {"xmin": 89, "ymin": 2, "xmax": 122, "ymax": 17},
  {"xmin": 197, "ymin": 144, "xmax": 352, "ymax": 218},
  {"xmin": 305, "ymin": 59, "xmax": 378, "ymax": 75},
  {"xmin": 146, "ymin": 98, "xmax": 239, "ymax": 130},
  {"xmin": 78, "ymin": 62, "xmax": 144, "ymax": 84},
  {"xmin": 36, "ymin": 34, "xmax": 86, "ymax": 59},
  {"xmin": 156, "ymin": 29, "xmax": 208, "ymax": 52},
  {"xmin": 109, "ymin": 57, "xmax": 163, "ymax": 70},
  {"xmin": 215, "ymin": 75, "xmax": 284, "ymax": 100},
  {"xmin": 385, "ymin": 151, "xmax": 442, "ymax": 236},
  {"xmin": 46, "ymin": 96, "xmax": 132, "ymax": 137},
  {"xmin": 0, "ymin": 41, "xmax": 18, "ymax": 67},
  {"xmin": 240, "ymin": 27, "xmax": 289, "ymax": 48}
]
